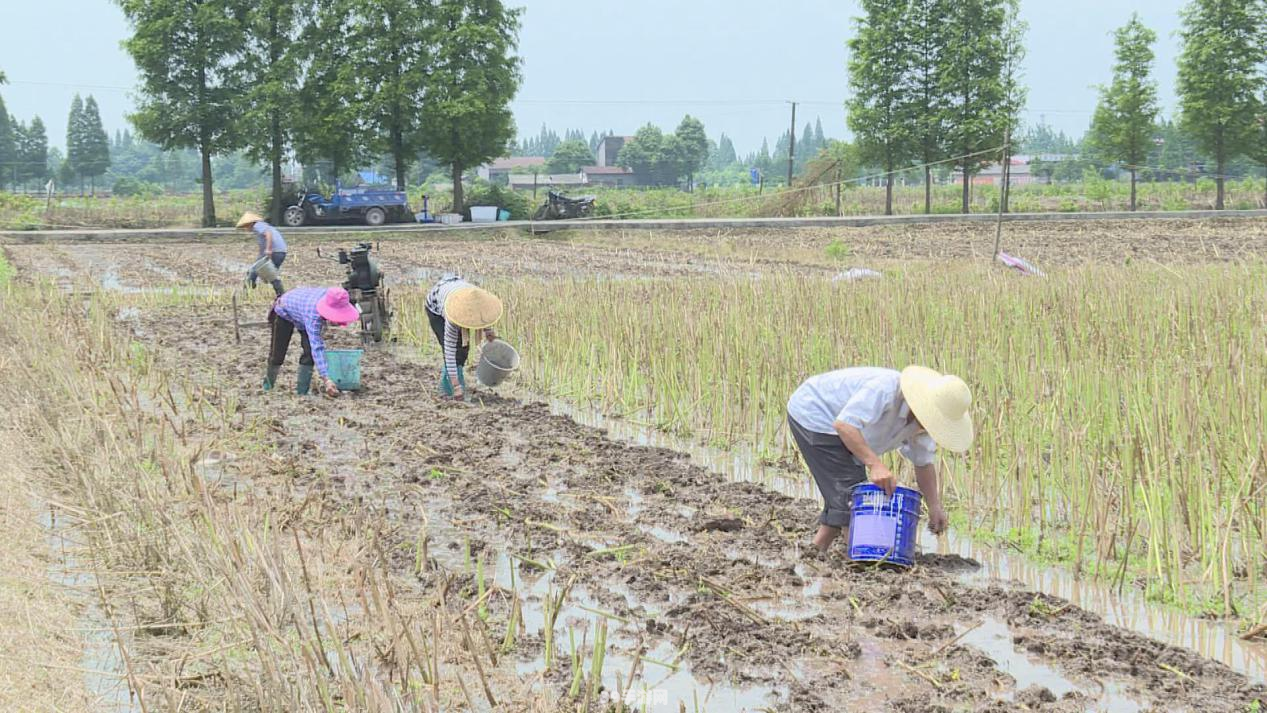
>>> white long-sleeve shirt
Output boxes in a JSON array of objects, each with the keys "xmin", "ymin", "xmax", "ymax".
[
  {"xmin": 787, "ymin": 367, "xmax": 937, "ymax": 467},
  {"xmin": 426, "ymin": 273, "xmax": 493, "ymax": 379}
]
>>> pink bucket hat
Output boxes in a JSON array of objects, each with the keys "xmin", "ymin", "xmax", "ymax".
[{"xmin": 317, "ymin": 287, "xmax": 360, "ymax": 326}]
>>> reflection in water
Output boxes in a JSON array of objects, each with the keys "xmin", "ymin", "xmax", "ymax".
[
  {"xmin": 42, "ymin": 510, "xmax": 140, "ymax": 711},
  {"xmin": 959, "ymin": 616, "xmax": 1143, "ymax": 711},
  {"xmin": 525, "ymin": 389, "xmax": 1267, "ymax": 686}
]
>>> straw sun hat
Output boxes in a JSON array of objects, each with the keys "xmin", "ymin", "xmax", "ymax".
[
  {"xmin": 236, "ymin": 211, "xmax": 264, "ymax": 228},
  {"xmin": 445, "ymin": 287, "xmax": 503, "ymax": 329},
  {"xmin": 900, "ymin": 366, "xmax": 974, "ymax": 453}
]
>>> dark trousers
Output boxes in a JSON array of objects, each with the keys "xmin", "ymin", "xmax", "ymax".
[
  {"xmin": 268, "ymin": 307, "xmax": 313, "ymax": 367},
  {"xmin": 427, "ymin": 308, "xmax": 469, "ymax": 368}
]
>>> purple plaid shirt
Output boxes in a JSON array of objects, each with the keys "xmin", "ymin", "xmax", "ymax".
[{"xmin": 273, "ymin": 287, "xmax": 330, "ymax": 377}]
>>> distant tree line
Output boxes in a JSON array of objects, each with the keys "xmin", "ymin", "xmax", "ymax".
[
  {"xmin": 114, "ymin": 0, "xmax": 523, "ymax": 227},
  {"xmin": 845, "ymin": 0, "xmax": 1267, "ymax": 214}
]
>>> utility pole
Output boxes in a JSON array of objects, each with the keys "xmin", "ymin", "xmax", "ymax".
[
  {"xmin": 992, "ymin": 127, "xmax": 1010, "ymax": 260},
  {"xmin": 786, "ymin": 101, "xmax": 797, "ymax": 188}
]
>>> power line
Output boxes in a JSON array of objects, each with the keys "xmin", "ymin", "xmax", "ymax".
[{"xmin": 7, "ymin": 79, "xmax": 133, "ymax": 92}]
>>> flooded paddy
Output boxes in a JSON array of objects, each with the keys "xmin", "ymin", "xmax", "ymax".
[{"xmin": 3, "ymin": 223, "xmax": 1266, "ymax": 710}]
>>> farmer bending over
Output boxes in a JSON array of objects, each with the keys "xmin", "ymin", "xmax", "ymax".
[
  {"xmin": 425, "ymin": 273, "xmax": 502, "ymax": 400},
  {"xmin": 786, "ymin": 366, "xmax": 973, "ymax": 552},
  {"xmin": 264, "ymin": 286, "xmax": 359, "ymax": 397},
  {"xmin": 237, "ymin": 211, "xmax": 288, "ymax": 296}
]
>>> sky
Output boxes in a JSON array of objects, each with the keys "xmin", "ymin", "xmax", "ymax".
[{"xmin": 0, "ymin": 0, "xmax": 1186, "ymax": 156}]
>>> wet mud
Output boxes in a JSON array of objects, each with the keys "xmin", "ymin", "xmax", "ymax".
[{"xmin": 116, "ymin": 299, "xmax": 1266, "ymax": 712}]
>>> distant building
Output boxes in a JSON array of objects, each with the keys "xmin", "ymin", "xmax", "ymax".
[
  {"xmin": 956, "ymin": 156, "xmax": 1036, "ymax": 187},
  {"xmin": 478, "ymin": 156, "xmax": 547, "ymax": 184},
  {"xmin": 596, "ymin": 136, "xmax": 633, "ymax": 168},
  {"xmin": 581, "ymin": 165, "xmax": 641, "ymax": 188},
  {"xmin": 507, "ymin": 172, "xmax": 586, "ymax": 190}
]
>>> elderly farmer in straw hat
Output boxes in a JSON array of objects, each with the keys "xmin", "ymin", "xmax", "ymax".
[
  {"xmin": 425, "ymin": 273, "xmax": 503, "ymax": 400},
  {"xmin": 264, "ymin": 286, "xmax": 360, "ymax": 397},
  {"xmin": 237, "ymin": 212, "xmax": 288, "ymax": 296},
  {"xmin": 786, "ymin": 366, "xmax": 973, "ymax": 552}
]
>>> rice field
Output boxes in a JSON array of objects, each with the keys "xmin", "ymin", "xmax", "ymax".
[
  {"xmin": 464, "ymin": 263, "xmax": 1267, "ymax": 616},
  {"xmin": 3, "ymin": 223, "xmax": 1267, "ymax": 710}
]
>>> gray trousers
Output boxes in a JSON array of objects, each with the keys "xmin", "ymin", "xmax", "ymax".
[{"xmin": 788, "ymin": 415, "xmax": 867, "ymax": 528}]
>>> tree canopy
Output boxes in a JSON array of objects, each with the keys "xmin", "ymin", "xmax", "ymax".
[
  {"xmin": 545, "ymin": 139, "xmax": 594, "ymax": 173},
  {"xmin": 1088, "ymin": 14, "xmax": 1159, "ymax": 210},
  {"xmin": 1176, "ymin": 0, "xmax": 1267, "ymax": 209}
]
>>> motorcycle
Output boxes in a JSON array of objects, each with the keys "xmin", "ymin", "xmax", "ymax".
[{"xmin": 533, "ymin": 191, "xmax": 596, "ymax": 221}]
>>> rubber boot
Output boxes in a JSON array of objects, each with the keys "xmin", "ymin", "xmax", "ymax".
[
  {"xmin": 263, "ymin": 365, "xmax": 281, "ymax": 391},
  {"xmin": 296, "ymin": 364, "xmax": 314, "ymax": 396},
  {"xmin": 438, "ymin": 367, "xmax": 455, "ymax": 397},
  {"xmin": 270, "ymin": 278, "xmax": 285, "ymax": 297}
]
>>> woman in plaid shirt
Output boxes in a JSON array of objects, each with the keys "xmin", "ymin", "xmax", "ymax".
[{"xmin": 264, "ymin": 286, "xmax": 360, "ymax": 396}]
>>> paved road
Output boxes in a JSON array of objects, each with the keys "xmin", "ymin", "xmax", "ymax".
[{"xmin": 2, "ymin": 208, "xmax": 1265, "ymax": 244}]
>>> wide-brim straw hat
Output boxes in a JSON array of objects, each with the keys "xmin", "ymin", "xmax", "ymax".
[
  {"xmin": 317, "ymin": 287, "xmax": 360, "ymax": 326},
  {"xmin": 236, "ymin": 211, "xmax": 264, "ymax": 228},
  {"xmin": 900, "ymin": 366, "xmax": 974, "ymax": 453},
  {"xmin": 445, "ymin": 287, "xmax": 503, "ymax": 329}
]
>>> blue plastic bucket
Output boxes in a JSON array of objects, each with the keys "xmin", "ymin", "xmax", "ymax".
[
  {"xmin": 848, "ymin": 484, "xmax": 922, "ymax": 567},
  {"xmin": 497, "ymin": 208, "xmax": 511, "ymax": 221},
  {"xmin": 325, "ymin": 349, "xmax": 364, "ymax": 391}
]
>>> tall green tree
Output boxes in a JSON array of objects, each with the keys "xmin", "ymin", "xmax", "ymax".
[
  {"xmin": 66, "ymin": 94, "xmax": 87, "ymax": 193},
  {"xmin": 907, "ymin": 0, "xmax": 951, "ymax": 213},
  {"xmin": 80, "ymin": 96, "xmax": 111, "ymax": 194},
  {"xmin": 545, "ymin": 139, "xmax": 593, "ymax": 173},
  {"xmin": 1176, "ymin": 0, "xmax": 1267, "ymax": 209},
  {"xmin": 939, "ymin": 0, "xmax": 1026, "ymax": 213},
  {"xmin": 239, "ymin": 0, "xmax": 303, "ymax": 222},
  {"xmin": 1087, "ymin": 15, "xmax": 1159, "ymax": 211},
  {"xmin": 355, "ymin": 0, "xmax": 433, "ymax": 190},
  {"xmin": 417, "ymin": 0, "xmax": 523, "ymax": 210},
  {"xmin": 713, "ymin": 133, "xmax": 738, "ymax": 168},
  {"xmin": 674, "ymin": 115, "xmax": 709, "ymax": 189},
  {"xmin": 1251, "ymin": 93, "xmax": 1267, "ymax": 206},
  {"xmin": 847, "ymin": 0, "xmax": 914, "ymax": 215},
  {"xmin": 295, "ymin": 0, "xmax": 368, "ymax": 185},
  {"xmin": 117, "ymin": 0, "xmax": 246, "ymax": 226},
  {"xmin": 618, "ymin": 123, "xmax": 665, "ymax": 183},
  {"xmin": 0, "ymin": 88, "xmax": 16, "ymax": 191},
  {"xmin": 17, "ymin": 117, "xmax": 49, "ymax": 189}
]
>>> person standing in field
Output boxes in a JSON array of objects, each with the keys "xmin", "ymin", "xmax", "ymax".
[
  {"xmin": 425, "ymin": 273, "xmax": 502, "ymax": 401},
  {"xmin": 264, "ymin": 286, "xmax": 359, "ymax": 397},
  {"xmin": 786, "ymin": 366, "xmax": 973, "ymax": 552},
  {"xmin": 237, "ymin": 212, "xmax": 288, "ymax": 296}
]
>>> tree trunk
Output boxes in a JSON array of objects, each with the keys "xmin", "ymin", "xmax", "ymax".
[
  {"xmin": 1262, "ymin": 162, "xmax": 1266, "ymax": 209},
  {"xmin": 924, "ymin": 165, "xmax": 932, "ymax": 214},
  {"xmin": 961, "ymin": 167, "xmax": 970, "ymax": 214},
  {"xmin": 270, "ymin": 111, "xmax": 283, "ymax": 224},
  {"xmin": 1215, "ymin": 156, "xmax": 1224, "ymax": 210},
  {"xmin": 451, "ymin": 162, "xmax": 464, "ymax": 214},
  {"xmin": 200, "ymin": 139, "xmax": 216, "ymax": 228},
  {"xmin": 1215, "ymin": 137, "xmax": 1224, "ymax": 210},
  {"xmin": 1129, "ymin": 168, "xmax": 1137, "ymax": 212},
  {"xmin": 884, "ymin": 158, "xmax": 894, "ymax": 216},
  {"xmin": 391, "ymin": 109, "xmax": 406, "ymax": 191}
]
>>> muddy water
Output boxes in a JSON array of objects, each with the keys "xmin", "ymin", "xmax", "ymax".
[
  {"xmin": 958, "ymin": 617, "xmax": 1141, "ymax": 712},
  {"xmin": 518, "ymin": 386, "xmax": 1267, "ymax": 686},
  {"xmin": 42, "ymin": 510, "xmax": 140, "ymax": 711}
]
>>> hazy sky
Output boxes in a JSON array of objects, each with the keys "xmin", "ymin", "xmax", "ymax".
[{"xmin": 1, "ymin": 0, "xmax": 1185, "ymax": 155}]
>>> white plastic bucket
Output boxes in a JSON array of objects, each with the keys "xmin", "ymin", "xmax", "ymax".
[
  {"xmin": 470, "ymin": 206, "xmax": 498, "ymax": 223},
  {"xmin": 476, "ymin": 339, "xmax": 520, "ymax": 387},
  {"xmin": 249, "ymin": 255, "xmax": 280, "ymax": 282}
]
